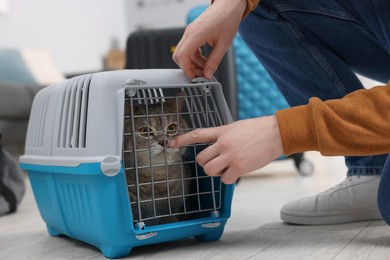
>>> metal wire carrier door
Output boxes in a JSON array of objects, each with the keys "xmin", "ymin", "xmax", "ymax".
[{"xmin": 123, "ymin": 81, "xmax": 225, "ymax": 229}]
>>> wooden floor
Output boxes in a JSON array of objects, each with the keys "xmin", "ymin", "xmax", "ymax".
[{"xmin": 2, "ymin": 152, "xmax": 390, "ymax": 259}]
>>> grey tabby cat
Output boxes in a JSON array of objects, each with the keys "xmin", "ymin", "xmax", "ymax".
[{"xmin": 124, "ymin": 91, "xmax": 193, "ymax": 226}]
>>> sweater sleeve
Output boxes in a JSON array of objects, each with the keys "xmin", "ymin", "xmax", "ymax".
[
  {"xmin": 276, "ymin": 81, "xmax": 390, "ymax": 156},
  {"xmin": 242, "ymin": 0, "xmax": 260, "ymax": 18},
  {"xmin": 211, "ymin": 0, "xmax": 260, "ymax": 18}
]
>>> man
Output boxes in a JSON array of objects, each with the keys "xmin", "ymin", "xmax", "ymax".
[{"xmin": 171, "ymin": 0, "xmax": 390, "ymax": 225}]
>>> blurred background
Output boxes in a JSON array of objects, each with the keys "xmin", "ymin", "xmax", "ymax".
[{"xmin": 0, "ymin": 0, "xmax": 209, "ymax": 74}]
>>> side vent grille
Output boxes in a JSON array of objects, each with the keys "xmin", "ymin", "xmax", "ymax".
[
  {"xmin": 57, "ymin": 75, "xmax": 92, "ymax": 149},
  {"xmin": 25, "ymin": 87, "xmax": 52, "ymax": 150}
]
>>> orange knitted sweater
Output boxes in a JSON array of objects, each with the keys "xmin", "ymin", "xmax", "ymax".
[
  {"xmin": 211, "ymin": 0, "xmax": 260, "ymax": 18},
  {"xmin": 276, "ymin": 82, "xmax": 390, "ymax": 156},
  {"xmin": 212, "ymin": 0, "xmax": 390, "ymax": 156}
]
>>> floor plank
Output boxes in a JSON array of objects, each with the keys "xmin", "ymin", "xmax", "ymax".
[
  {"xmin": 203, "ymin": 228, "xmax": 362, "ymax": 260},
  {"xmin": 333, "ymin": 221, "xmax": 390, "ymax": 259}
]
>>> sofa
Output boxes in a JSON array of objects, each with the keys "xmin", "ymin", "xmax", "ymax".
[
  {"xmin": 0, "ymin": 82, "xmax": 42, "ymax": 145},
  {"xmin": 0, "ymin": 49, "xmax": 64, "ymax": 146}
]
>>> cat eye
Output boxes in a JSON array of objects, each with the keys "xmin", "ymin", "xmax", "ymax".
[
  {"xmin": 166, "ymin": 123, "xmax": 178, "ymax": 136},
  {"xmin": 138, "ymin": 127, "xmax": 154, "ymax": 138}
]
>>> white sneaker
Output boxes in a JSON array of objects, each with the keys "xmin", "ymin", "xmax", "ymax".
[{"xmin": 280, "ymin": 175, "xmax": 383, "ymax": 225}]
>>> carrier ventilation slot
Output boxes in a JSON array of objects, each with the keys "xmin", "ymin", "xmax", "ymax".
[
  {"xmin": 184, "ymin": 86, "xmax": 223, "ymax": 129},
  {"xmin": 25, "ymin": 87, "xmax": 53, "ymax": 150},
  {"xmin": 57, "ymin": 75, "xmax": 92, "ymax": 148}
]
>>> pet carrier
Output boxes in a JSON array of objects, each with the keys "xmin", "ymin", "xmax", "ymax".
[{"xmin": 19, "ymin": 69, "xmax": 234, "ymax": 258}]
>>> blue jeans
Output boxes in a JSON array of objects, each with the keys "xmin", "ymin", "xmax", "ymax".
[{"xmin": 239, "ymin": 0, "xmax": 390, "ymax": 221}]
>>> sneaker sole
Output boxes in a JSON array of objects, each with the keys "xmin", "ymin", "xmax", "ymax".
[{"xmin": 280, "ymin": 209, "xmax": 383, "ymax": 225}]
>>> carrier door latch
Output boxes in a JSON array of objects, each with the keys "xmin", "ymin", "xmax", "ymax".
[
  {"xmin": 201, "ymin": 222, "xmax": 221, "ymax": 228},
  {"xmin": 125, "ymin": 79, "xmax": 147, "ymax": 97},
  {"xmin": 201, "ymin": 210, "xmax": 221, "ymax": 228},
  {"xmin": 192, "ymin": 77, "xmax": 212, "ymax": 94},
  {"xmin": 135, "ymin": 232, "xmax": 158, "ymax": 240},
  {"xmin": 192, "ymin": 77, "xmax": 213, "ymax": 83}
]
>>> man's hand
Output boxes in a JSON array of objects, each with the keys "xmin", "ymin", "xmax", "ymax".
[
  {"xmin": 172, "ymin": 0, "xmax": 246, "ymax": 80},
  {"xmin": 168, "ymin": 116, "xmax": 285, "ymax": 184}
]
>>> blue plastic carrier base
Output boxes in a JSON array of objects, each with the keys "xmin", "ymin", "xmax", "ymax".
[
  {"xmin": 22, "ymin": 163, "xmax": 232, "ymax": 258},
  {"xmin": 20, "ymin": 69, "xmax": 235, "ymax": 258}
]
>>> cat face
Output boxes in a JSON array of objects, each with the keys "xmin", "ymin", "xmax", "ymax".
[{"xmin": 125, "ymin": 92, "xmax": 189, "ymax": 165}]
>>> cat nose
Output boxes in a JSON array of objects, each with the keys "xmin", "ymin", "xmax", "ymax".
[{"xmin": 158, "ymin": 140, "xmax": 168, "ymax": 147}]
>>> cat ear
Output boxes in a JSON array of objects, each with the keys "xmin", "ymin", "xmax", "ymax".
[{"xmin": 168, "ymin": 91, "xmax": 185, "ymax": 113}]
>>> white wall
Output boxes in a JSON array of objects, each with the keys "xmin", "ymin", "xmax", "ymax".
[
  {"xmin": 124, "ymin": 0, "xmax": 209, "ymax": 31},
  {"xmin": 0, "ymin": 1, "xmax": 382, "ymax": 87},
  {"xmin": 0, "ymin": 0, "xmax": 209, "ymax": 74}
]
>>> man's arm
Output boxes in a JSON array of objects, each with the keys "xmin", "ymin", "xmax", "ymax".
[
  {"xmin": 277, "ymin": 81, "xmax": 390, "ymax": 156},
  {"xmin": 169, "ymin": 116, "xmax": 284, "ymax": 184},
  {"xmin": 170, "ymin": 82, "xmax": 390, "ymax": 184}
]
